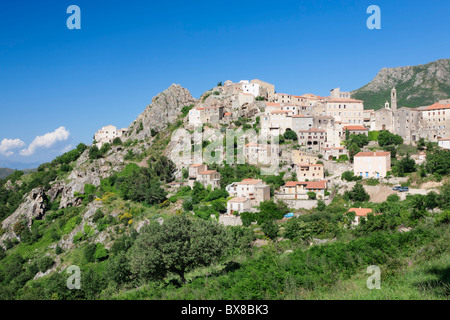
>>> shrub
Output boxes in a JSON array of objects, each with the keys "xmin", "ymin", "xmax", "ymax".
[
  {"xmin": 387, "ymin": 194, "xmax": 400, "ymax": 202},
  {"xmin": 37, "ymin": 256, "xmax": 54, "ymax": 272},
  {"xmin": 341, "ymin": 171, "xmax": 362, "ymax": 182},
  {"xmin": 283, "ymin": 129, "xmax": 298, "ymax": 141},
  {"xmin": 366, "ymin": 178, "xmax": 379, "ymax": 186},
  {"xmin": 92, "ymin": 209, "xmax": 104, "ymax": 223},
  {"xmin": 261, "ymin": 221, "xmax": 279, "ymax": 240},
  {"xmin": 112, "ymin": 137, "xmax": 122, "ymax": 146},
  {"xmin": 307, "ymin": 191, "xmax": 316, "ymax": 200}
]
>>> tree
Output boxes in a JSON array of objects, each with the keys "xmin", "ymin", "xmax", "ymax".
[
  {"xmin": 257, "ymin": 200, "xmax": 287, "ymax": 224},
  {"xmin": 112, "ymin": 137, "xmax": 123, "ymax": 146},
  {"xmin": 307, "ymin": 191, "xmax": 316, "ymax": 200},
  {"xmin": 417, "ymin": 137, "xmax": 426, "ymax": 151},
  {"xmin": 348, "ymin": 134, "xmax": 369, "ymax": 148},
  {"xmin": 348, "ymin": 142, "xmax": 361, "ymax": 163},
  {"xmin": 283, "ymin": 129, "xmax": 298, "ymax": 141},
  {"xmin": 261, "ymin": 221, "xmax": 279, "ymax": 240},
  {"xmin": 426, "ymin": 149, "xmax": 450, "ymax": 175},
  {"xmin": 378, "ymin": 131, "xmax": 403, "ymax": 147},
  {"xmin": 129, "ymin": 215, "xmax": 230, "ymax": 283},
  {"xmin": 398, "ymin": 154, "xmax": 416, "ymax": 173},
  {"xmin": 88, "ymin": 146, "xmax": 101, "ymax": 160},
  {"xmin": 317, "ymin": 199, "xmax": 326, "ymax": 211},
  {"xmin": 344, "ymin": 183, "xmax": 370, "ymax": 202}
]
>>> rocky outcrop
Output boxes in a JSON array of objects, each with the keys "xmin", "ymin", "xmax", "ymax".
[
  {"xmin": 59, "ymin": 147, "xmax": 126, "ymax": 209},
  {"xmin": 1, "ymin": 187, "xmax": 47, "ymax": 242},
  {"xmin": 352, "ymin": 59, "xmax": 450, "ymax": 109},
  {"xmin": 125, "ymin": 84, "xmax": 197, "ymax": 141}
]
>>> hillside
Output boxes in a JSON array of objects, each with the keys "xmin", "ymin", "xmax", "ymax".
[
  {"xmin": 0, "ymin": 168, "xmax": 14, "ymax": 180},
  {"xmin": 0, "ymin": 167, "xmax": 37, "ymax": 180},
  {"xmin": 0, "ymin": 82, "xmax": 448, "ymax": 301},
  {"xmin": 352, "ymin": 59, "xmax": 450, "ymax": 110}
]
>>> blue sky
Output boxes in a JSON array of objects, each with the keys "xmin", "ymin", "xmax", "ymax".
[{"xmin": 0, "ymin": 0, "xmax": 449, "ymax": 168}]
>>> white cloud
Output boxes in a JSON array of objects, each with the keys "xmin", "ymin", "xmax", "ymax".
[
  {"xmin": 0, "ymin": 138, "xmax": 26, "ymax": 157},
  {"xmin": 61, "ymin": 144, "xmax": 73, "ymax": 153},
  {"xmin": 20, "ymin": 127, "xmax": 70, "ymax": 157}
]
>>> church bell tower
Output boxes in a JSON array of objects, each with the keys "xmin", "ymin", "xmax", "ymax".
[{"xmin": 391, "ymin": 87, "xmax": 397, "ymax": 112}]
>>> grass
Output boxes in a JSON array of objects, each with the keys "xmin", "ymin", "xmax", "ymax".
[{"xmin": 294, "ymin": 252, "xmax": 449, "ymax": 300}]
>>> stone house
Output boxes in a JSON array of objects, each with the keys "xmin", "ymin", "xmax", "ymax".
[
  {"xmin": 353, "ymin": 151, "xmax": 391, "ymax": 179},
  {"xmin": 188, "ymin": 164, "xmax": 221, "ymax": 189},
  {"xmin": 295, "ymin": 163, "xmax": 324, "ymax": 181},
  {"xmin": 280, "ymin": 180, "xmax": 327, "ymax": 200}
]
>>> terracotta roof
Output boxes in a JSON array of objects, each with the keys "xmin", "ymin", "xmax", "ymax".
[
  {"xmin": 347, "ymin": 208, "xmax": 373, "ymax": 217},
  {"xmin": 228, "ymin": 197, "xmax": 249, "ymax": 203},
  {"xmin": 271, "ymin": 110, "xmax": 291, "ymax": 114},
  {"xmin": 326, "ymin": 98, "xmax": 364, "ymax": 103},
  {"xmin": 198, "ymin": 170, "xmax": 217, "ymax": 175},
  {"xmin": 224, "ymin": 112, "xmax": 232, "ymax": 116},
  {"xmin": 298, "ymin": 128, "xmax": 326, "ymax": 133},
  {"xmin": 284, "ymin": 180, "xmax": 327, "ymax": 189},
  {"xmin": 266, "ymin": 102, "xmax": 281, "ymax": 106},
  {"xmin": 438, "ymin": 137, "xmax": 450, "ymax": 141},
  {"xmin": 305, "ymin": 180, "xmax": 327, "ymax": 189},
  {"xmin": 425, "ymin": 103, "xmax": 450, "ymax": 111},
  {"xmin": 284, "ymin": 181, "xmax": 307, "ymax": 187},
  {"xmin": 189, "ymin": 164, "xmax": 204, "ymax": 167},
  {"xmin": 343, "ymin": 125, "xmax": 368, "ymax": 131},
  {"xmin": 238, "ymin": 179, "xmax": 263, "ymax": 185},
  {"xmin": 354, "ymin": 151, "xmax": 390, "ymax": 157}
]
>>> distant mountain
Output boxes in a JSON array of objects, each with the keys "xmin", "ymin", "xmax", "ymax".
[
  {"xmin": 352, "ymin": 59, "xmax": 450, "ymax": 110},
  {"xmin": 0, "ymin": 167, "xmax": 37, "ymax": 180},
  {"xmin": 0, "ymin": 168, "xmax": 15, "ymax": 180}
]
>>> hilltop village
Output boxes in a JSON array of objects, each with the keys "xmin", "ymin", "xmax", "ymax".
[
  {"xmin": 1, "ymin": 78, "xmax": 449, "ymax": 300},
  {"xmin": 94, "ymin": 79, "xmax": 449, "ymax": 225}
]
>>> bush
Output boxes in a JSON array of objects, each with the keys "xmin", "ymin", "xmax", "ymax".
[
  {"xmin": 307, "ymin": 191, "xmax": 316, "ymax": 200},
  {"xmin": 341, "ymin": 171, "xmax": 362, "ymax": 182},
  {"xmin": 92, "ymin": 209, "xmax": 104, "ymax": 223},
  {"xmin": 36, "ymin": 256, "xmax": 54, "ymax": 272},
  {"xmin": 387, "ymin": 194, "xmax": 400, "ymax": 202},
  {"xmin": 94, "ymin": 243, "xmax": 109, "ymax": 261},
  {"xmin": 261, "ymin": 221, "xmax": 279, "ymax": 240},
  {"xmin": 283, "ymin": 129, "xmax": 298, "ymax": 141},
  {"xmin": 112, "ymin": 137, "xmax": 122, "ymax": 146},
  {"xmin": 240, "ymin": 212, "xmax": 256, "ymax": 227},
  {"xmin": 366, "ymin": 178, "xmax": 379, "ymax": 186},
  {"xmin": 344, "ymin": 183, "xmax": 370, "ymax": 202}
]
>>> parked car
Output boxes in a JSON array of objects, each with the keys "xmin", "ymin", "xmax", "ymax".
[
  {"xmin": 399, "ymin": 187, "xmax": 409, "ymax": 192},
  {"xmin": 392, "ymin": 186, "xmax": 402, "ymax": 191}
]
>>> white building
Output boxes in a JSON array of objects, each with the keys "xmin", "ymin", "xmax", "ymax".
[
  {"xmin": 240, "ymin": 80, "xmax": 260, "ymax": 97},
  {"xmin": 94, "ymin": 125, "xmax": 127, "ymax": 148},
  {"xmin": 353, "ymin": 151, "xmax": 391, "ymax": 179},
  {"xmin": 438, "ymin": 137, "xmax": 450, "ymax": 149},
  {"xmin": 227, "ymin": 197, "xmax": 252, "ymax": 215},
  {"xmin": 325, "ymin": 98, "xmax": 364, "ymax": 125}
]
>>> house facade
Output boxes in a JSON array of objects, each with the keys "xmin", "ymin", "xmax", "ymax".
[
  {"xmin": 280, "ymin": 180, "xmax": 327, "ymax": 200},
  {"xmin": 353, "ymin": 151, "xmax": 391, "ymax": 179},
  {"xmin": 188, "ymin": 164, "xmax": 221, "ymax": 189}
]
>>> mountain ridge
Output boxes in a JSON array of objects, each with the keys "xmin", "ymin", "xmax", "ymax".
[{"xmin": 351, "ymin": 58, "xmax": 450, "ymax": 110}]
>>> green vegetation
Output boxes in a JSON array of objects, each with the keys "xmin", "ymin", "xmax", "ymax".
[{"xmin": 352, "ymin": 59, "xmax": 450, "ymax": 109}]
